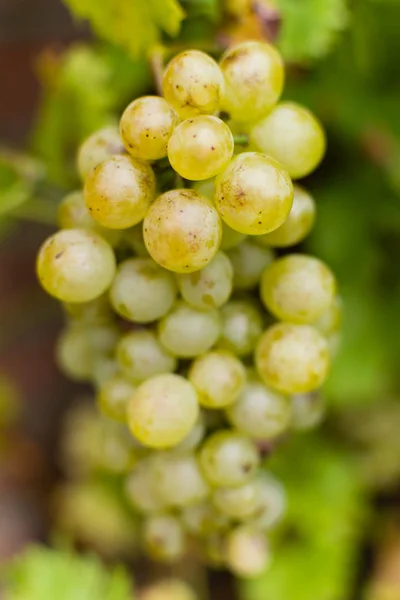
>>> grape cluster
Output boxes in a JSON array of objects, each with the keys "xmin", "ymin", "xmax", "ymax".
[{"xmin": 37, "ymin": 41, "xmax": 341, "ymax": 577}]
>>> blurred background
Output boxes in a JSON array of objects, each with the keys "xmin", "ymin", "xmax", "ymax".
[{"xmin": 1, "ymin": 0, "xmax": 400, "ymax": 598}]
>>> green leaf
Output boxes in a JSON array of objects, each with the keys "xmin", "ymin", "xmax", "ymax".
[
  {"xmin": 275, "ymin": 0, "xmax": 350, "ymax": 62},
  {"xmin": 180, "ymin": 0, "xmax": 221, "ymax": 22},
  {"xmin": 0, "ymin": 151, "xmax": 45, "ymax": 217},
  {"xmin": 3, "ymin": 546, "xmax": 133, "ymax": 600},
  {"xmin": 63, "ymin": 0, "xmax": 185, "ymax": 57}
]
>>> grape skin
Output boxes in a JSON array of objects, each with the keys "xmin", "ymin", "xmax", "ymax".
[
  {"xmin": 36, "ymin": 229, "xmax": 116, "ymax": 303},
  {"xmin": 120, "ymin": 96, "xmax": 180, "ymax": 161},
  {"xmin": 84, "ymin": 154, "xmax": 156, "ymax": 229},
  {"xmin": 220, "ymin": 41, "xmax": 284, "ymax": 123},
  {"xmin": 141, "ymin": 580, "xmax": 197, "ymax": 600},
  {"xmin": 215, "ymin": 152, "xmax": 294, "ymax": 235},
  {"xmin": 97, "ymin": 376, "xmax": 136, "ymax": 422},
  {"xmin": 143, "ymin": 189, "xmax": 222, "ymax": 274},
  {"xmin": 250, "ymin": 102, "xmax": 326, "ymax": 179},
  {"xmin": 228, "ymin": 240, "xmax": 275, "ymax": 290},
  {"xmin": 219, "ymin": 299, "xmax": 264, "ymax": 356},
  {"xmin": 212, "ymin": 480, "xmax": 261, "ymax": 520},
  {"xmin": 77, "ymin": 126, "xmax": 125, "ymax": 181},
  {"xmin": 168, "ymin": 115, "xmax": 234, "ymax": 181},
  {"xmin": 151, "ymin": 452, "xmax": 209, "ymax": 508},
  {"xmin": 163, "ymin": 50, "xmax": 224, "ymax": 119},
  {"xmin": 117, "ymin": 330, "xmax": 177, "ymax": 384},
  {"xmin": 127, "ymin": 373, "xmax": 199, "ymax": 449},
  {"xmin": 143, "ymin": 514, "xmax": 185, "ymax": 562},
  {"xmin": 226, "ymin": 525, "xmax": 271, "ymax": 577},
  {"xmin": 125, "ymin": 457, "xmax": 166, "ymax": 514},
  {"xmin": 255, "ymin": 323, "xmax": 330, "ymax": 394}
]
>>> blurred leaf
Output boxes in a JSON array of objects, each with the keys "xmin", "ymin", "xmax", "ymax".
[
  {"xmin": 3, "ymin": 546, "xmax": 133, "ymax": 600},
  {"xmin": 180, "ymin": 0, "xmax": 221, "ymax": 21},
  {"xmin": 63, "ymin": 0, "xmax": 185, "ymax": 57}
]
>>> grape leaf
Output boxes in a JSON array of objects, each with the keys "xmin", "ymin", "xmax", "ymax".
[
  {"xmin": 274, "ymin": 0, "xmax": 350, "ymax": 62},
  {"xmin": 63, "ymin": 0, "xmax": 185, "ymax": 57}
]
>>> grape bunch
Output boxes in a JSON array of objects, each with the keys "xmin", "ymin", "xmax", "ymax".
[{"xmin": 37, "ymin": 41, "xmax": 341, "ymax": 577}]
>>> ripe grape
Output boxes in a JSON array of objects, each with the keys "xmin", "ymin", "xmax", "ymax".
[
  {"xmin": 291, "ymin": 392, "xmax": 325, "ymax": 430},
  {"xmin": 228, "ymin": 240, "xmax": 274, "ymax": 290},
  {"xmin": 250, "ymin": 102, "xmax": 326, "ymax": 179},
  {"xmin": 125, "ymin": 457, "xmax": 166, "ymax": 514},
  {"xmin": 188, "ymin": 350, "xmax": 246, "ymax": 409},
  {"xmin": 120, "ymin": 96, "xmax": 180, "ymax": 161},
  {"xmin": 176, "ymin": 251, "xmax": 233, "ymax": 310},
  {"xmin": 152, "ymin": 452, "xmax": 209, "ymax": 508},
  {"xmin": 127, "ymin": 373, "xmax": 199, "ymax": 448},
  {"xmin": 168, "ymin": 115, "xmax": 234, "ymax": 181},
  {"xmin": 143, "ymin": 189, "xmax": 222, "ymax": 273},
  {"xmin": 255, "ymin": 323, "xmax": 330, "ymax": 394},
  {"xmin": 219, "ymin": 299, "xmax": 264, "ymax": 356},
  {"xmin": 143, "ymin": 514, "xmax": 185, "ymax": 562},
  {"xmin": 63, "ymin": 293, "xmax": 112, "ymax": 326},
  {"xmin": 141, "ymin": 580, "xmax": 197, "ymax": 600},
  {"xmin": 117, "ymin": 330, "xmax": 177, "ymax": 384},
  {"xmin": 250, "ymin": 474, "xmax": 286, "ymax": 530},
  {"xmin": 220, "ymin": 41, "xmax": 284, "ymax": 122},
  {"xmin": 260, "ymin": 254, "xmax": 336, "ymax": 324},
  {"xmin": 174, "ymin": 414, "xmax": 206, "ymax": 453},
  {"xmin": 36, "ymin": 229, "xmax": 116, "ymax": 303},
  {"xmin": 212, "ymin": 480, "xmax": 260, "ymax": 520},
  {"xmin": 97, "ymin": 376, "xmax": 136, "ymax": 422},
  {"xmin": 215, "ymin": 152, "xmax": 293, "ymax": 235},
  {"xmin": 314, "ymin": 295, "xmax": 342, "ymax": 336},
  {"xmin": 256, "ymin": 185, "xmax": 316, "ymax": 247},
  {"xmin": 226, "ymin": 525, "xmax": 271, "ymax": 577},
  {"xmin": 84, "ymin": 154, "xmax": 155, "ymax": 229},
  {"xmin": 77, "ymin": 126, "xmax": 125, "ymax": 181},
  {"xmin": 199, "ymin": 430, "xmax": 260, "ymax": 487},
  {"xmin": 110, "ymin": 257, "xmax": 177, "ymax": 323},
  {"xmin": 181, "ymin": 502, "xmax": 229, "ymax": 537},
  {"xmin": 163, "ymin": 50, "xmax": 224, "ymax": 119}
]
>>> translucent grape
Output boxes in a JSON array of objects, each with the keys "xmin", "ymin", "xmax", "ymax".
[
  {"xmin": 226, "ymin": 525, "xmax": 271, "ymax": 577},
  {"xmin": 110, "ymin": 257, "xmax": 178, "ymax": 323},
  {"xmin": 199, "ymin": 430, "xmax": 260, "ymax": 487},
  {"xmin": 228, "ymin": 240, "xmax": 274, "ymax": 290},
  {"xmin": 314, "ymin": 295, "xmax": 342, "ymax": 336},
  {"xmin": 163, "ymin": 50, "xmax": 224, "ymax": 119},
  {"xmin": 37, "ymin": 229, "xmax": 116, "ymax": 303},
  {"xmin": 291, "ymin": 392, "xmax": 325, "ymax": 430},
  {"xmin": 168, "ymin": 116, "xmax": 234, "ymax": 181},
  {"xmin": 226, "ymin": 373, "xmax": 291, "ymax": 439},
  {"xmin": 125, "ymin": 457, "xmax": 166, "ymax": 514},
  {"xmin": 91, "ymin": 357, "xmax": 119, "ymax": 389},
  {"xmin": 143, "ymin": 189, "xmax": 222, "ymax": 273},
  {"xmin": 176, "ymin": 251, "xmax": 233, "ymax": 310},
  {"xmin": 256, "ymin": 185, "xmax": 316, "ymax": 247},
  {"xmin": 220, "ymin": 41, "xmax": 284, "ymax": 122},
  {"xmin": 219, "ymin": 299, "xmax": 264, "ymax": 356},
  {"xmin": 212, "ymin": 479, "xmax": 260, "ymax": 520},
  {"xmin": 260, "ymin": 254, "xmax": 336, "ymax": 324},
  {"xmin": 77, "ymin": 126, "xmax": 125, "ymax": 181},
  {"xmin": 215, "ymin": 152, "xmax": 293, "ymax": 235},
  {"xmin": 117, "ymin": 330, "xmax": 177, "ymax": 384},
  {"xmin": 255, "ymin": 323, "xmax": 330, "ymax": 394},
  {"xmin": 158, "ymin": 301, "xmax": 221, "ymax": 358},
  {"xmin": 141, "ymin": 580, "xmax": 197, "ymax": 600},
  {"xmin": 98, "ymin": 420, "xmax": 137, "ymax": 474},
  {"xmin": 57, "ymin": 190, "xmax": 122, "ymax": 247},
  {"xmin": 250, "ymin": 473, "xmax": 286, "ymax": 530},
  {"xmin": 250, "ymin": 102, "xmax": 326, "ymax": 179},
  {"xmin": 120, "ymin": 96, "xmax": 180, "ymax": 161},
  {"xmin": 127, "ymin": 374, "xmax": 199, "ymax": 449},
  {"xmin": 97, "ymin": 376, "xmax": 136, "ymax": 422},
  {"xmin": 188, "ymin": 350, "xmax": 246, "ymax": 409},
  {"xmin": 143, "ymin": 514, "xmax": 185, "ymax": 562},
  {"xmin": 152, "ymin": 452, "xmax": 209, "ymax": 507},
  {"xmin": 181, "ymin": 502, "xmax": 229, "ymax": 537},
  {"xmin": 84, "ymin": 154, "xmax": 155, "ymax": 229}
]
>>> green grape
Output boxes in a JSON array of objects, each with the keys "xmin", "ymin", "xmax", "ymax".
[
  {"xmin": 91, "ymin": 356, "xmax": 119, "ymax": 388},
  {"xmin": 143, "ymin": 189, "xmax": 222, "ymax": 273},
  {"xmin": 125, "ymin": 456, "xmax": 166, "ymax": 514},
  {"xmin": 199, "ymin": 430, "xmax": 260, "ymax": 487},
  {"xmin": 219, "ymin": 299, "xmax": 264, "ymax": 356},
  {"xmin": 117, "ymin": 330, "xmax": 177, "ymax": 384},
  {"xmin": 176, "ymin": 251, "xmax": 233, "ymax": 310},
  {"xmin": 251, "ymin": 473, "xmax": 286, "ymax": 530},
  {"xmin": 291, "ymin": 392, "xmax": 325, "ymax": 430},
  {"xmin": 219, "ymin": 41, "xmax": 284, "ymax": 122},
  {"xmin": 181, "ymin": 502, "xmax": 229, "ymax": 537},
  {"xmin": 256, "ymin": 185, "xmax": 316, "ymax": 247},
  {"xmin": 228, "ymin": 240, "xmax": 274, "ymax": 290},
  {"xmin": 84, "ymin": 154, "xmax": 155, "ymax": 229},
  {"xmin": 120, "ymin": 95, "xmax": 179, "ymax": 161},
  {"xmin": 158, "ymin": 301, "xmax": 221, "ymax": 358},
  {"xmin": 152, "ymin": 452, "xmax": 209, "ymax": 507},
  {"xmin": 226, "ymin": 373, "xmax": 291, "ymax": 440},
  {"xmin": 255, "ymin": 323, "xmax": 330, "ymax": 394},
  {"xmin": 123, "ymin": 224, "xmax": 149, "ymax": 257},
  {"xmin": 188, "ymin": 350, "xmax": 246, "ymax": 409},
  {"xmin": 250, "ymin": 102, "xmax": 326, "ymax": 179},
  {"xmin": 77, "ymin": 126, "xmax": 125, "ymax": 181},
  {"xmin": 215, "ymin": 152, "xmax": 293, "ymax": 235},
  {"xmin": 141, "ymin": 580, "xmax": 197, "ymax": 600},
  {"xmin": 143, "ymin": 514, "xmax": 185, "ymax": 562},
  {"xmin": 57, "ymin": 190, "xmax": 123, "ymax": 247},
  {"xmin": 110, "ymin": 257, "xmax": 178, "ymax": 323},
  {"xmin": 314, "ymin": 295, "xmax": 342, "ymax": 336},
  {"xmin": 162, "ymin": 50, "xmax": 224, "ymax": 119},
  {"xmin": 37, "ymin": 229, "xmax": 116, "ymax": 303},
  {"xmin": 127, "ymin": 374, "xmax": 199, "ymax": 449},
  {"xmin": 226, "ymin": 525, "xmax": 271, "ymax": 577},
  {"xmin": 212, "ymin": 479, "xmax": 260, "ymax": 520},
  {"xmin": 63, "ymin": 293, "xmax": 112, "ymax": 325},
  {"xmin": 99, "ymin": 420, "xmax": 137, "ymax": 474},
  {"xmin": 168, "ymin": 116, "xmax": 234, "ymax": 181},
  {"xmin": 97, "ymin": 376, "xmax": 135, "ymax": 422},
  {"xmin": 260, "ymin": 254, "xmax": 336, "ymax": 324},
  {"xmin": 175, "ymin": 413, "xmax": 206, "ymax": 453}
]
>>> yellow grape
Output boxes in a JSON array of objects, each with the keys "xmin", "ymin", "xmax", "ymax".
[{"xmin": 77, "ymin": 126, "xmax": 125, "ymax": 181}]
